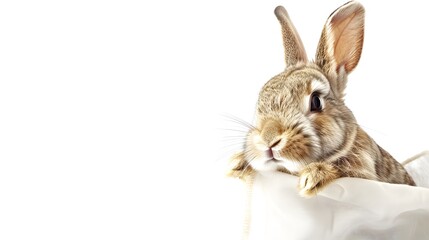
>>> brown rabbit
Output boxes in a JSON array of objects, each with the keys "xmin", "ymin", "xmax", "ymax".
[{"xmin": 228, "ymin": 1, "xmax": 415, "ymax": 197}]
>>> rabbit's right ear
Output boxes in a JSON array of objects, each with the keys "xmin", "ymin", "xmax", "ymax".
[{"xmin": 275, "ymin": 6, "xmax": 308, "ymax": 68}]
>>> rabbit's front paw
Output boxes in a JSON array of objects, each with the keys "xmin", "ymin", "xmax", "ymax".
[
  {"xmin": 227, "ymin": 152, "xmax": 254, "ymax": 179},
  {"xmin": 298, "ymin": 162, "xmax": 340, "ymax": 198}
]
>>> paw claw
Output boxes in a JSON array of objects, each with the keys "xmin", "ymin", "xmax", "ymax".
[{"xmin": 298, "ymin": 162, "xmax": 339, "ymax": 198}]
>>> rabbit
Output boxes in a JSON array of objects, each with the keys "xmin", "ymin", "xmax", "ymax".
[{"xmin": 228, "ymin": 1, "xmax": 416, "ymax": 197}]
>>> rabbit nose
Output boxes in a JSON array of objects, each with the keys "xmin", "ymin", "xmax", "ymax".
[
  {"xmin": 270, "ymin": 139, "xmax": 282, "ymax": 148},
  {"xmin": 260, "ymin": 119, "xmax": 284, "ymax": 146}
]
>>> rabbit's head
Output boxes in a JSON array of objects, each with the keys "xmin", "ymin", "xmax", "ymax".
[{"xmin": 246, "ymin": 2, "xmax": 365, "ymax": 173}]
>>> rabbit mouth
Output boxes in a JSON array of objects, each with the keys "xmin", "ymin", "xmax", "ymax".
[{"xmin": 267, "ymin": 158, "xmax": 281, "ymax": 163}]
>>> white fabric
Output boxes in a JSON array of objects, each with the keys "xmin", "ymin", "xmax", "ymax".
[
  {"xmin": 404, "ymin": 152, "xmax": 429, "ymax": 188},
  {"xmin": 246, "ymin": 153, "xmax": 429, "ymax": 240}
]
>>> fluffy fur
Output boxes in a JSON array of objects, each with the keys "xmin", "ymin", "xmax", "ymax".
[{"xmin": 228, "ymin": 1, "xmax": 415, "ymax": 197}]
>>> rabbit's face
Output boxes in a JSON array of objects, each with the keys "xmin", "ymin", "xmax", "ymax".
[{"xmin": 245, "ymin": 65, "xmax": 356, "ymax": 173}]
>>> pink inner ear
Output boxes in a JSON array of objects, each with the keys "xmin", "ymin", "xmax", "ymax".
[{"xmin": 330, "ymin": 7, "xmax": 364, "ymax": 73}]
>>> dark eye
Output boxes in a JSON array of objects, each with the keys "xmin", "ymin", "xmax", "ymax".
[{"xmin": 310, "ymin": 93, "xmax": 322, "ymax": 112}]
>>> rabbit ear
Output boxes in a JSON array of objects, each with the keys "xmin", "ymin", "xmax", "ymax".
[
  {"xmin": 316, "ymin": 1, "xmax": 364, "ymax": 77},
  {"xmin": 275, "ymin": 6, "xmax": 308, "ymax": 67}
]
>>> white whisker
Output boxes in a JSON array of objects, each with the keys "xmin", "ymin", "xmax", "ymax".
[
  {"xmin": 217, "ymin": 128, "xmax": 249, "ymax": 133},
  {"xmin": 220, "ymin": 113, "xmax": 256, "ymax": 131}
]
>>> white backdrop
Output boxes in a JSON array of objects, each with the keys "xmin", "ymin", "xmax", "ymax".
[{"xmin": 1, "ymin": 1, "xmax": 428, "ymax": 239}]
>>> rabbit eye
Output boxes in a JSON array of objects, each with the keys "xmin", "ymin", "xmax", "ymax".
[{"xmin": 310, "ymin": 93, "xmax": 322, "ymax": 112}]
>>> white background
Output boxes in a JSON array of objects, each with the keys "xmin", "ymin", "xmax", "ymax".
[{"xmin": 1, "ymin": 0, "xmax": 428, "ymax": 239}]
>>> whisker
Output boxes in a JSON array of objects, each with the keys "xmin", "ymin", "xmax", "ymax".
[
  {"xmin": 220, "ymin": 135, "xmax": 246, "ymax": 144},
  {"xmin": 220, "ymin": 113, "xmax": 256, "ymax": 130},
  {"xmin": 221, "ymin": 135, "xmax": 247, "ymax": 140},
  {"xmin": 220, "ymin": 143, "xmax": 246, "ymax": 150},
  {"xmin": 220, "ymin": 139, "xmax": 246, "ymax": 145},
  {"xmin": 217, "ymin": 128, "xmax": 250, "ymax": 133},
  {"xmin": 217, "ymin": 114, "xmax": 254, "ymax": 169},
  {"xmin": 218, "ymin": 144, "xmax": 245, "ymax": 154},
  {"xmin": 215, "ymin": 149, "xmax": 241, "ymax": 163}
]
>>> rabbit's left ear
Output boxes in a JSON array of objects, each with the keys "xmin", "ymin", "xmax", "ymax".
[
  {"xmin": 275, "ymin": 6, "xmax": 308, "ymax": 68},
  {"xmin": 316, "ymin": 1, "xmax": 365, "ymax": 77}
]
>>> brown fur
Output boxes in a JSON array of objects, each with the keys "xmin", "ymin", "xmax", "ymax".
[{"xmin": 228, "ymin": 1, "xmax": 415, "ymax": 197}]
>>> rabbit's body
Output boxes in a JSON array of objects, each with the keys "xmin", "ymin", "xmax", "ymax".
[{"xmin": 228, "ymin": 1, "xmax": 415, "ymax": 197}]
